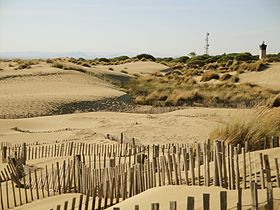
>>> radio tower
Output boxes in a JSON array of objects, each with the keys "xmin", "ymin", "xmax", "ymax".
[{"xmin": 205, "ymin": 32, "xmax": 210, "ymax": 55}]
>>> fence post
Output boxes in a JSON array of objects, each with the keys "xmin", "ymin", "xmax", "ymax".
[
  {"xmin": 263, "ymin": 155, "xmax": 271, "ymax": 183},
  {"xmin": 22, "ymin": 143, "xmax": 27, "ymax": 165},
  {"xmin": 85, "ymin": 190, "xmax": 90, "ymax": 210},
  {"xmin": 71, "ymin": 197, "xmax": 76, "ymax": 210},
  {"xmin": 275, "ymin": 158, "xmax": 280, "ymax": 187},
  {"xmin": 203, "ymin": 193, "xmax": 210, "ymax": 210},
  {"xmin": 63, "ymin": 201, "xmax": 68, "ymax": 210},
  {"xmin": 237, "ymin": 188, "xmax": 242, "ymax": 210},
  {"xmin": 220, "ymin": 191, "xmax": 227, "ymax": 210},
  {"xmin": 2, "ymin": 146, "xmax": 7, "ymax": 163},
  {"xmin": 56, "ymin": 162, "xmax": 61, "ymax": 194},
  {"xmin": 187, "ymin": 196, "xmax": 194, "ymax": 210},
  {"xmin": 34, "ymin": 169, "xmax": 39, "ymax": 199},
  {"xmin": 151, "ymin": 203, "xmax": 159, "ymax": 210},
  {"xmin": 78, "ymin": 194, "xmax": 83, "ymax": 210},
  {"xmin": 266, "ymin": 182, "xmax": 273, "ymax": 210},
  {"xmin": 259, "ymin": 153, "xmax": 265, "ymax": 189},
  {"xmin": 0, "ymin": 182, "xmax": 3, "ymax": 210},
  {"xmin": 250, "ymin": 182, "xmax": 258, "ymax": 210},
  {"xmin": 170, "ymin": 201, "xmax": 177, "ymax": 210}
]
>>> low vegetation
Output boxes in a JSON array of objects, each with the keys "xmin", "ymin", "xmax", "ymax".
[
  {"xmin": 121, "ymin": 73, "xmax": 279, "ymax": 107},
  {"xmin": 210, "ymin": 107, "xmax": 280, "ymax": 150},
  {"xmin": 201, "ymin": 72, "xmax": 219, "ymax": 82}
]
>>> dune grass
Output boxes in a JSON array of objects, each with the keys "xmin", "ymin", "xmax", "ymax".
[
  {"xmin": 210, "ymin": 107, "xmax": 280, "ymax": 150},
  {"xmin": 122, "ymin": 73, "xmax": 279, "ymax": 107}
]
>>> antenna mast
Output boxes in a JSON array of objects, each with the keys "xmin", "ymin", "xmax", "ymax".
[{"xmin": 205, "ymin": 32, "xmax": 210, "ymax": 55}]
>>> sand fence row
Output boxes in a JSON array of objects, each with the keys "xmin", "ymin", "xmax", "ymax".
[{"xmin": 0, "ymin": 136, "xmax": 279, "ymax": 209}]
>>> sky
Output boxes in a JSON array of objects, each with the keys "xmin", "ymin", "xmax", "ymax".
[{"xmin": 0, "ymin": 0, "xmax": 280, "ymax": 57}]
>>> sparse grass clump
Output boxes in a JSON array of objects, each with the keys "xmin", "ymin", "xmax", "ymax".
[
  {"xmin": 238, "ymin": 60, "xmax": 267, "ymax": 72},
  {"xmin": 201, "ymin": 71, "xmax": 219, "ymax": 82},
  {"xmin": 51, "ymin": 62, "xmax": 87, "ymax": 72},
  {"xmin": 268, "ymin": 94, "xmax": 280, "ymax": 107},
  {"xmin": 15, "ymin": 63, "xmax": 31, "ymax": 70},
  {"xmin": 81, "ymin": 62, "xmax": 91, "ymax": 67},
  {"xmin": 231, "ymin": 75, "xmax": 239, "ymax": 83},
  {"xmin": 51, "ymin": 62, "xmax": 64, "ymax": 69},
  {"xmin": 120, "ymin": 70, "xmax": 128, "ymax": 74},
  {"xmin": 219, "ymin": 73, "xmax": 232, "ymax": 81},
  {"xmin": 210, "ymin": 107, "xmax": 280, "ymax": 150}
]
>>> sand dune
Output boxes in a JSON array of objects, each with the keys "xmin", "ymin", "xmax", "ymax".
[
  {"xmin": 0, "ymin": 60, "xmax": 278, "ymax": 210},
  {"xmin": 108, "ymin": 185, "xmax": 280, "ymax": 210},
  {"xmin": 0, "ymin": 61, "xmax": 171, "ymax": 118},
  {"xmin": 0, "ymin": 62, "xmax": 126, "ymax": 118},
  {"xmin": 94, "ymin": 61, "xmax": 170, "ymax": 75},
  {"xmin": 0, "ymin": 108, "xmax": 251, "ymax": 145},
  {"xmin": 239, "ymin": 62, "xmax": 280, "ymax": 90}
]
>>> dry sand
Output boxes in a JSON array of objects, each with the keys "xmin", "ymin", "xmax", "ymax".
[
  {"xmin": 0, "ymin": 108, "xmax": 252, "ymax": 146},
  {"xmin": 0, "ymin": 60, "xmax": 279, "ymax": 210},
  {"xmin": 0, "ymin": 62, "xmax": 125, "ymax": 118},
  {"xmin": 239, "ymin": 63, "xmax": 280, "ymax": 90},
  {"xmin": 0, "ymin": 60, "xmax": 170, "ymax": 118},
  {"xmin": 107, "ymin": 186, "xmax": 280, "ymax": 210},
  {"xmin": 95, "ymin": 61, "xmax": 170, "ymax": 75}
]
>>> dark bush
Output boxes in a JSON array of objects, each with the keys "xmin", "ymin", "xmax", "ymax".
[
  {"xmin": 135, "ymin": 54, "xmax": 156, "ymax": 61},
  {"xmin": 111, "ymin": 56, "xmax": 130, "ymax": 62},
  {"xmin": 98, "ymin": 58, "xmax": 110, "ymax": 63},
  {"xmin": 175, "ymin": 56, "xmax": 189, "ymax": 63},
  {"xmin": 186, "ymin": 55, "xmax": 210, "ymax": 68}
]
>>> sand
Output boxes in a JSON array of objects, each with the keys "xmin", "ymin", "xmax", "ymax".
[
  {"xmin": 0, "ymin": 59, "xmax": 278, "ymax": 210},
  {"xmin": 107, "ymin": 186, "xmax": 280, "ymax": 210},
  {"xmin": 94, "ymin": 61, "xmax": 170, "ymax": 75},
  {"xmin": 239, "ymin": 62, "xmax": 280, "ymax": 90},
  {"xmin": 0, "ymin": 60, "xmax": 171, "ymax": 118},
  {"xmin": 0, "ymin": 62, "xmax": 126, "ymax": 118},
  {"xmin": 0, "ymin": 108, "xmax": 252, "ymax": 146}
]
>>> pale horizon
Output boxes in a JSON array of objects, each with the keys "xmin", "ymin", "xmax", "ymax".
[{"xmin": 0, "ymin": 0, "xmax": 280, "ymax": 57}]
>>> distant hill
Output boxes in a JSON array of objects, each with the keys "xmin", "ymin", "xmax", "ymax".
[{"xmin": 0, "ymin": 51, "xmax": 135, "ymax": 59}]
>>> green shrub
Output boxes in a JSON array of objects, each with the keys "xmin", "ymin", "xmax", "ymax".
[
  {"xmin": 267, "ymin": 53, "xmax": 280, "ymax": 62},
  {"xmin": 156, "ymin": 57, "xmax": 174, "ymax": 62},
  {"xmin": 135, "ymin": 54, "xmax": 156, "ymax": 61},
  {"xmin": 186, "ymin": 55, "xmax": 210, "ymax": 68},
  {"xmin": 98, "ymin": 58, "xmax": 110, "ymax": 63},
  {"xmin": 175, "ymin": 56, "xmax": 189, "ymax": 63},
  {"xmin": 110, "ymin": 56, "xmax": 130, "ymax": 62}
]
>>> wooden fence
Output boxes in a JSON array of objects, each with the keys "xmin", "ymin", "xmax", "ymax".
[
  {"xmin": 0, "ymin": 136, "xmax": 279, "ymax": 210},
  {"xmin": 50, "ymin": 183, "xmax": 277, "ymax": 210}
]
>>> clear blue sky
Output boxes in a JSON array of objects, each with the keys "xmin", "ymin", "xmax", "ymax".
[{"xmin": 0, "ymin": 0, "xmax": 279, "ymax": 57}]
